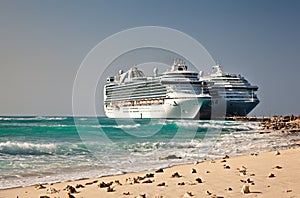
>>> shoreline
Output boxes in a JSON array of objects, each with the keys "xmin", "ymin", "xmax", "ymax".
[{"xmin": 1, "ymin": 147, "xmax": 300, "ymax": 198}]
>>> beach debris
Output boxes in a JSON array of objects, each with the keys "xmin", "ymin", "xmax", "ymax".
[
  {"xmin": 75, "ymin": 184, "xmax": 84, "ymax": 189},
  {"xmin": 241, "ymin": 183, "xmax": 250, "ymax": 194},
  {"xmin": 178, "ymin": 182, "xmax": 185, "ymax": 185},
  {"xmin": 273, "ymin": 165, "xmax": 283, "ymax": 169},
  {"xmin": 171, "ymin": 172, "xmax": 182, "ymax": 178},
  {"xmin": 157, "ymin": 182, "xmax": 166, "ymax": 186},
  {"xmin": 193, "ymin": 161, "xmax": 200, "ymax": 165},
  {"xmin": 85, "ymin": 180, "xmax": 98, "ymax": 185},
  {"xmin": 64, "ymin": 185, "xmax": 77, "ymax": 193},
  {"xmin": 191, "ymin": 168, "xmax": 197, "ymax": 173},
  {"xmin": 114, "ymin": 180, "xmax": 122, "ymax": 185},
  {"xmin": 159, "ymin": 154, "xmax": 182, "ymax": 160},
  {"xmin": 142, "ymin": 179, "xmax": 154, "ymax": 183},
  {"xmin": 268, "ymin": 173, "xmax": 276, "ymax": 178},
  {"xmin": 223, "ymin": 155, "xmax": 230, "ymax": 159},
  {"xmin": 155, "ymin": 168, "xmax": 164, "ymax": 173},
  {"xmin": 99, "ymin": 181, "xmax": 113, "ymax": 188},
  {"xmin": 183, "ymin": 192, "xmax": 194, "ymax": 197},
  {"xmin": 107, "ymin": 186, "xmax": 115, "ymax": 192},
  {"xmin": 35, "ymin": 184, "xmax": 46, "ymax": 189},
  {"xmin": 137, "ymin": 176, "xmax": 145, "ymax": 180},
  {"xmin": 40, "ymin": 196, "xmax": 50, "ymax": 198},
  {"xmin": 286, "ymin": 189, "xmax": 292, "ymax": 193},
  {"xmin": 47, "ymin": 187, "xmax": 60, "ymax": 194},
  {"xmin": 206, "ymin": 190, "xmax": 212, "ymax": 195},
  {"xmin": 145, "ymin": 173, "xmax": 155, "ymax": 178},
  {"xmin": 195, "ymin": 178, "xmax": 203, "ymax": 183},
  {"xmin": 275, "ymin": 150, "xmax": 281, "ymax": 155},
  {"xmin": 137, "ymin": 193, "xmax": 146, "ymax": 198},
  {"xmin": 66, "ymin": 191, "xmax": 75, "ymax": 198},
  {"xmin": 187, "ymin": 181, "xmax": 196, "ymax": 185},
  {"xmin": 134, "ymin": 177, "xmax": 140, "ymax": 183},
  {"xmin": 246, "ymin": 178, "xmax": 255, "ymax": 185},
  {"xmin": 123, "ymin": 191, "xmax": 131, "ymax": 195}
]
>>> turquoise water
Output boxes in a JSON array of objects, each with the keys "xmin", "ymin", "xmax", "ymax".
[{"xmin": 0, "ymin": 116, "xmax": 292, "ymax": 189}]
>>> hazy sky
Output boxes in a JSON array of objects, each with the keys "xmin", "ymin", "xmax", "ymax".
[{"xmin": 0, "ymin": 0, "xmax": 299, "ymax": 116}]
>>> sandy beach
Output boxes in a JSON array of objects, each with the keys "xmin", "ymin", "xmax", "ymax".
[{"xmin": 1, "ymin": 146, "xmax": 299, "ymax": 198}]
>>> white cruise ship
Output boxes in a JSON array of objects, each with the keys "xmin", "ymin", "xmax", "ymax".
[
  {"xmin": 200, "ymin": 64, "xmax": 259, "ymax": 117},
  {"xmin": 104, "ymin": 59, "xmax": 211, "ymax": 119}
]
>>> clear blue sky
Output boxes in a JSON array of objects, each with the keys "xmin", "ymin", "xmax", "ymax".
[{"xmin": 0, "ymin": 0, "xmax": 299, "ymax": 116}]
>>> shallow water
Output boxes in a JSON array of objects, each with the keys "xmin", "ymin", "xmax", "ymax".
[{"xmin": 0, "ymin": 116, "xmax": 298, "ymax": 189}]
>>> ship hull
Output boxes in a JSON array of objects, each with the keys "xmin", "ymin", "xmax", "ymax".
[
  {"xmin": 198, "ymin": 99, "xmax": 260, "ymax": 119},
  {"xmin": 225, "ymin": 100, "xmax": 259, "ymax": 117},
  {"xmin": 105, "ymin": 97, "xmax": 211, "ymax": 119}
]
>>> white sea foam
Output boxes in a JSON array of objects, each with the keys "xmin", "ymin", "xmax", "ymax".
[{"xmin": 0, "ymin": 141, "xmax": 57, "ymax": 155}]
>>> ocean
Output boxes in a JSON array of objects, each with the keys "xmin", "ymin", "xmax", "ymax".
[{"xmin": 0, "ymin": 116, "xmax": 297, "ymax": 189}]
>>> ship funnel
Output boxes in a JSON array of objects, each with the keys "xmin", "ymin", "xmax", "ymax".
[
  {"xmin": 199, "ymin": 71, "xmax": 203, "ymax": 77},
  {"xmin": 153, "ymin": 67, "xmax": 158, "ymax": 77}
]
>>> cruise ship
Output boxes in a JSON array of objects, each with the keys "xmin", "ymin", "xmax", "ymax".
[
  {"xmin": 200, "ymin": 64, "xmax": 260, "ymax": 117},
  {"xmin": 104, "ymin": 59, "xmax": 211, "ymax": 119}
]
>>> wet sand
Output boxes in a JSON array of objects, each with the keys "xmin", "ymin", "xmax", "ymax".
[{"xmin": 1, "ymin": 147, "xmax": 300, "ymax": 198}]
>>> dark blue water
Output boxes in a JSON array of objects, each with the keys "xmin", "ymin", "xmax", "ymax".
[{"xmin": 1, "ymin": 116, "xmax": 286, "ymax": 189}]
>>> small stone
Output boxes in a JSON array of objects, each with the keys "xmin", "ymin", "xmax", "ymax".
[
  {"xmin": 178, "ymin": 182, "xmax": 185, "ymax": 185},
  {"xmin": 145, "ymin": 173, "xmax": 154, "ymax": 178},
  {"xmin": 193, "ymin": 161, "xmax": 200, "ymax": 165},
  {"xmin": 154, "ymin": 195, "xmax": 163, "ymax": 198},
  {"xmin": 155, "ymin": 168, "xmax": 164, "ymax": 173},
  {"xmin": 250, "ymin": 173, "xmax": 255, "ymax": 176},
  {"xmin": 183, "ymin": 192, "xmax": 193, "ymax": 197},
  {"xmin": 286, "ymin": 189, "xmax": 292, "ymax": 193},
  {"xmin": 224, "ymin": 165, "xmax": 230, "ymax": 169},
  {"xmin": 107, "ymin": 186, "xmax": 115, "ymax": 192},
  {"xmin": 138, "ymin": 193, "xmax": 146, "ymax": 198},
  {"xmin": 157, "ymin": 182, "xmax": 166, "ymax": 186},
  {"xmin": 40, "ymin": 196, "xmax": 50, "ymax": 198},
  {"xmin": 191, "ymin": 168, "xmax": 197, "ymax": 173},
  {"xmin": 273, "ymin": 165, "xmax": 282, "ymax": 169},
  {"xmin": 66, "ymin": 192, "xmax": 75, "ymax": 198},
  {"xmin": 114, "ymin": 180, "xmax": 122, "ymax": 185},
  {"xmin": 268, "ymin": 173, "xmax": 276, "ymax": 178},
  {"xmin": 195, "ymin": 178, "xmax": 202, "ymax": 183},
  {"xmin": 223, "ymin": 155, "xmax": 230, "ymax": 159},
  {"xmin": 206, "ymin": 190, "xmax": 212, "ymax": 195},
  {"xmin": 171, "ymin": 172, "xmax": 182, "ymax": 178},
  {"xmin": 241, "ymin": 184, "xmax": 250, "ymax": 194},
  {"xmin": 142, "ymin": 179, "xmax": 153, "ymax": 183},
  {"xmin": 75, "ymin": 184, "xmax": 84, "ymax": 189},
  {"xmin": 275, "ymin": 150, "xmax": 281, "ymax": 155},
  {"xmin": 64, "ymin": 185, "xmax": 77, "ymax": 193},
  {"xmin": 228, "ymin": 187, "xmax": 232, "ymax": 191},
  {"xmin": 210, "ymin": 160, "xmax": 216, "ymax": 163},
  {"xmin": 123, "ymin": 192, "xmax": 130, "ymax": 195},
  {"xmin": 47, "ymin": 187, "xmax": 59, "ymax": 194},
  {"xmin": 206, "ymin": 170, "xmax": 210, "ymax": 173},
  {"xmin": 35, "ymin": 184, "xmax": 46, "ymax": 189},
  {"xmin": 220, "ymin": 159, "xmax": 226, "ymax": 163}
]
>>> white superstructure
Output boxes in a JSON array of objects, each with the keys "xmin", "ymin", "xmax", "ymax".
[
  {"xmin": 201, "ymin": 64, "xmax": 259, "ymax": 117},
  {"xmin": 104, "ymin": 59, "xmax": 211, "ymax": 119}
]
